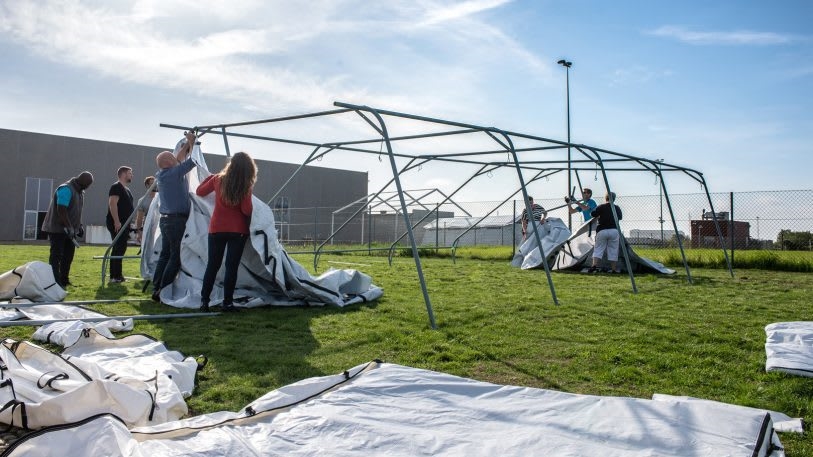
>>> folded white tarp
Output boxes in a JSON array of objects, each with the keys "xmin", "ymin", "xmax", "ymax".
[
  {"xmin": 765, "ymin": 321, "xmax": 813, "ymax": 377},
  {"xmin": 0, "ymin": 338, "xmax": 189, "ymax": 430},
  {"xmin": 510, "ymin": 218, "xmax": 571, "ymax": 269},
  {"xmin": 0, "ymin": 261, "xmax": 66, "ymax": 303},
  {"xmin": 2, "ymin": 362, "xmax": 785, "ymax": 456},
  {"xmin": 140, "ymin": 139, "xmax": 383, "ymax": 309}
]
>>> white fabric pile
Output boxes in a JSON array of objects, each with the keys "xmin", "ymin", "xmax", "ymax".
[
  {"xmin": 510, "ymin": 217, "xmax": 571, "ymax": 270},
  {"xmin": 0, "ymin": 333, "xmax": 196, "ymax": 430},
  {"xmin": 765, "ymin": 321, "xmax": 813, "ymax": 377},
  {"xmin": 1, "ymin": 362, "xmax": 789, "ymax": 456}
]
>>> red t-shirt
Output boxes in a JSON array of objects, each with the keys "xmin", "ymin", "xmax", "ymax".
[{"xmin": 196, "ymin": 174, "xmax": 253, "ymax": 234}]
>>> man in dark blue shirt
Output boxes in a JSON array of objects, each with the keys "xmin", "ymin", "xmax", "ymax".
[{"xmin": 151, "ymin": 131, "xmax": 197, "ymax": 302}]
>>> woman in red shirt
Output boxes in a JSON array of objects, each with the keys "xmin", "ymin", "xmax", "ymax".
[{"xmin": 196, "ymin": 152, "xmax": 257, "ymax": 312}]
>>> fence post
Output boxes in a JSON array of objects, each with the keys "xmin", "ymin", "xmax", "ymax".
[
  {"xmin": 512, "ymin": 200, "xmax": 517, "ymax": 255},
  {"xmin": 730, "ymin": 192, "xmax": 734, "ymax": 266},
  {"xmin": 435, "ymin": 203, "xmax": 440, "ymax": 252},
  {"xmin": 313, "ymin": 206, "xmax": 318, "ymax": 249}
]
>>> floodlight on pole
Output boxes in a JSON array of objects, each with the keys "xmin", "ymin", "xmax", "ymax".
[{"xmin": 558, "ymin": 59, "xmax": 573, "ymax": 229}]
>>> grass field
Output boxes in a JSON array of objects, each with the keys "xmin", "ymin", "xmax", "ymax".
[{"xmin": 1, "ymin": 243, "xmax": 812, "ymax": 454}]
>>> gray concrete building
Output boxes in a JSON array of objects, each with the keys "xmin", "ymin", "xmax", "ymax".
[{"xmin": 2, "ymin": 128, "xmax": 367, "ymax": 243}]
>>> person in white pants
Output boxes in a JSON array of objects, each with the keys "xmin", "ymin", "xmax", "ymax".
[{"xmin": 588, "ymin": 192, "xmax": 623, "ymax": 273}]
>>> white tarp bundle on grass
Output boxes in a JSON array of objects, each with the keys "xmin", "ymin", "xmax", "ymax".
[
  {"xmin": 765, "ymin": 322, "xmax": 813, "ymax": 377},
  {"xmin": 0, "ymin": 336, "xmax": 191, "ymax": 430},
  {"xmin": 140, "ymin": 139, "xmax": 383, "ymax": 309},
  {"xmin": 2, "ymin": 361, "xmax": 786, "ymax": 456},
  {"xmin": 553, "ymin": 219, "xmax": 675, "ymax": 274},
  {"xmin": 0, "ymin": 261, "xmax": 66, "ymax": 303},
  {"xmin": 510, "ymin": 218, "xmax": 571, "ymax": 270}
]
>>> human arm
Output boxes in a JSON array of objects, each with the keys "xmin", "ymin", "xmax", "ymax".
[
  {"xmin": 196, "ymin": 174, "xmax": 216, "ymax": 196},
  {"xmin": 108, "ymin": 194, "xmax": 122, "ymax": 233},
  {"xmin": 175, "ymin": 131, "xmax": 197, "ymax": 162}
]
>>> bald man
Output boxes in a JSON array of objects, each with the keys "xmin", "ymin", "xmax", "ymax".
[
  {"xmin": 41, "ymin": 171, "xmax": 94, "ymax": 287},
  {"xmin": 151, "ymin": 131, "xmax": 197, "ymax": 302}
]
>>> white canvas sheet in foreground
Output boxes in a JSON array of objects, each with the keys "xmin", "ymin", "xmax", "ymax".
[{"xmin": 3, "ymin": 362, "xmax": 786, "ymax": 457}]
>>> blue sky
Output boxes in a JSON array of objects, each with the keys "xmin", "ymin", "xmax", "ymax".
[{"xmin": 1, "ymin": 0, "xmax": 811, "ymax": 202}]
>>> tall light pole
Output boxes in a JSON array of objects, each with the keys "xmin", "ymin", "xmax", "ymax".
[
  {"xmin": 558, "ymin": 59, "xmax": 573, "ymax": 230},
  {"xmin": 656, "ymin": 159, "xmax": 665, "ymax": 246}
]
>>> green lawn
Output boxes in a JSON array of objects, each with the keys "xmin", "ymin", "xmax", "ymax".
[{"xmin": 1, "ymin": 244, "xmax": 812, "ymax": 454}]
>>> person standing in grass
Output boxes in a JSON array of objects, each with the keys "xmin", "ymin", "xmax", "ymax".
[
  {"xmin": 520, "ymin": 196, "xmax": 547, "ymax": 240},
  {"xmin": 152, "ymin": 131, "xmax": 197, "ymax": 302},
  {"xmin": 589, "ymin": 192, "xmax": 623, "ymax": 273},
  {"xmin": 41, "ymin": 171, "xmax": 93, "ymax": 287},
  {"xmin": 106, "ymin": 166, "xmax": 134, "ymax": 283},
  {"xmin": 196, "ymin": 151, "xmax": 256, "ymax": 312}
]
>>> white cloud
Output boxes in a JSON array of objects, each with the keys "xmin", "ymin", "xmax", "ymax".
[
  {"xmin": 418, "ymin": 0, "xmax": 513, "ymax": 26},
  {"xmin": 647, "ymin": 25, "xmax": 798, "ymax": 45}
]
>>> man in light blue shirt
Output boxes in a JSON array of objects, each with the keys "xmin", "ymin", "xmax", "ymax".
[
  {"xmin": 151, "ymin": 131, "xmax": 197, "ymax": 302},
  {"xmin": 567, "ymin": 188, "xmax": 598, "ymax": 222}
]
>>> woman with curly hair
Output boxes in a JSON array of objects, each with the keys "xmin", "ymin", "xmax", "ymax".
[{"xmin": 196, "ymin": 151, "xmax": 257, "ymax": 312}]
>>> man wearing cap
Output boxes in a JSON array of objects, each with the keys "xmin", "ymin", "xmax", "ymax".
[{"xmin": 41, "ymin": 171, "xmax": 94, "ymax": 287}]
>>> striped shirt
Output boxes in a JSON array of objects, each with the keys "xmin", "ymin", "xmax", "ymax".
[{"xmin": 521, "ymin": 203, "xmax": 546, "ymax": 222}]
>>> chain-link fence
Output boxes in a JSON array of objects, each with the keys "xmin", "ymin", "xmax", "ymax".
[{"xmin": 272, "ymin": 190, "xmax": 813, "ymax": 261}]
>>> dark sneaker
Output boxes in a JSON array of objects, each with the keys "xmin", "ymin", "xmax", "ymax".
[
  {"xmin": 151, "ymin": 289, "xmax": 161, "ymax": 302},
  {"xmin": 199, "ymin": 303, "xmax": 210, "ymax": 312},
  {"xmin": 222, "ymin": 304, "xmax": 239, "ymax": 312},
  {"xmin": 587, "ymin": 266, "xmax": 599, "ymax": 273}
]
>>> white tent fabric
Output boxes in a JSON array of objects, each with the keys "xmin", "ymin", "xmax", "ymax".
[
  {"xmin": 0, "ymin": 261, "xmax": 66, "ymax": 303},
  {"xmin": 765, "ymin": 321, "xmax": 813, "ymax": 377},
  {"xmin": 510, "ymin": 217, "xmax": 571, "ymax": 269},
  {"xmin": 140, "ymin": 139, "xmax": 383, "ymax": 309},
  {"xmin": 0, "ymin": 338, "xmax": 187, "ymax": 430},
  {"xmin": 32, "ymin": 318, "xmax": 135, "ymax": 347},
  {"xmin": 60, "ymin": 330, "xmax": 200, "ymax": 398},
  {"xmin": 2, "ymin": 362, "xmax": 786, "ymax": 456},
  {"xmin": 553, "ymin": 219, "xmax": 675, "ymax": 274}
]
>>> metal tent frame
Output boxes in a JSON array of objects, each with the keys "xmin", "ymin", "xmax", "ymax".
[{"xmin": 160, "ymin": 101, "xmax": 733, "ymax": 330}]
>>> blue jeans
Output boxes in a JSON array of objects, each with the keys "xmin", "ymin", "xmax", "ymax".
[
  {"xmin": 153, "ymin": 215, "xmax": 187, "ymax": 292},
  {"xmin": 200, "ymin": 232, "xmax": 248, "ymax": 306}
]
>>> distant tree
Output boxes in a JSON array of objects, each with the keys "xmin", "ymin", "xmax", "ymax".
[
  {"xmin": 776, "ymin": 230, "xmax": 813, "ymax": 251},
  {"xmin": 666, "ymin": 234, "xmax": 690, "ymax": 248}
]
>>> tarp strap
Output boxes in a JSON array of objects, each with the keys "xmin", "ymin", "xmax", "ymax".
[
  {"xmin": 0, "ymin": 399, "xmax": 28, "ymax": 431},
  {"xmin": 36, "ymin": 372, "xmax": 69, "ymax": 390}
]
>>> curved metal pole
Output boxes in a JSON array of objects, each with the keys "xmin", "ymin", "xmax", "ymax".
[
  {"xmin": 654, "ymin": 163, "xmax": 692, "ymax": 283},
  {"xmin": 266, "ymin": 145, "xmax": 336, "ymax": 206},
  {"xmin": 385, "ymin": 164, "xmax": 492, "ymax": 265},
  {"xmin": 348, "ymin": 106, "xmax": 437, "ymax": 329},
  {"xmin": 498, "ymin": 129, "xmax": 559, "ymax": 306},
  {"xmin": 585, "ymin": 147, "xmax": 637, "ymax": 293},
  {"xmin": 700, "ymin": 177, "xmax": 734, "ymax": 277},
  {"xmin": 314, "ymin": 157, "xmax": 423, "ymax": 271},
  {"xmin": 450, "ymin": 169, "xmax": 559, "ymax": 263}
]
